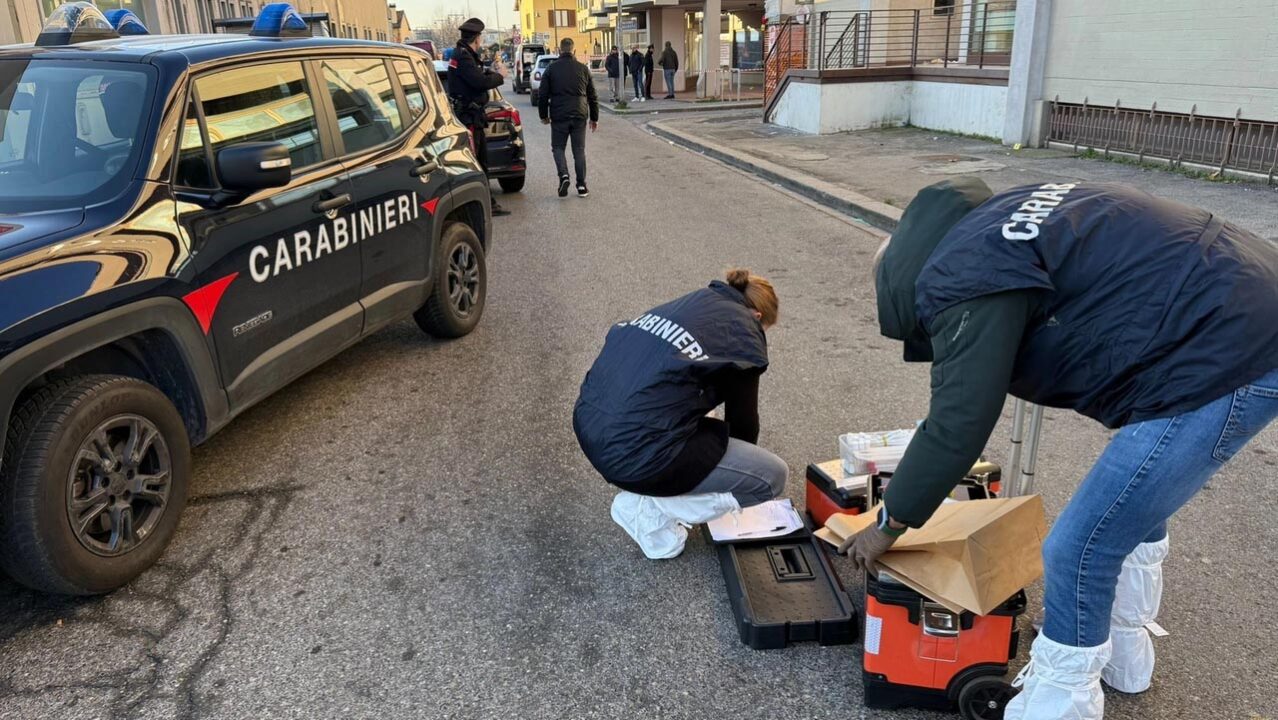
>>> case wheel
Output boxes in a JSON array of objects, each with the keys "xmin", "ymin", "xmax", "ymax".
[{"xmin": 957, "ymin": 677, "xmax": 1017, "ymax": 720}]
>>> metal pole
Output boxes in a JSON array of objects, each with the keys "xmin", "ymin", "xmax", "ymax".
[
  {"xmin": 1018, "ymin": 404, "xmax": 1046, "ymax": 496},
  {"xmin": 977, "ymin": 1, "xmax": 988, "ymax": 69},
  {"xmin": 1007, "ymin": 398, "xmax": 1026, "ymax": 496}
]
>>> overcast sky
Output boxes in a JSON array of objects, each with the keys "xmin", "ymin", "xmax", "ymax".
[{"xmin": 393, "ymin": 0, "xmax": 518, "ymax": 34}]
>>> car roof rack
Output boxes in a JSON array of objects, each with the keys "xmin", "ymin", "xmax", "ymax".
[
  {"xmin": 34, "ymin": 2, "xmax": 118, "ymax": 47},
  {"xmin": 249, "ymin": 3, "xmax": 311, "ymax": 39}
]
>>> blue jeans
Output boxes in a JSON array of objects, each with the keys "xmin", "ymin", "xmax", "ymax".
[
  {"xmin": 664, "ymin": 69, "xmax": 676, "ymax": 95},
  {"xmin": 686, "ymin": 438, "xmax": 788, "ymax": 507},
  {"xmin": 1043, "ymin": 367, "xmax": 1278, "ymax": 647}
]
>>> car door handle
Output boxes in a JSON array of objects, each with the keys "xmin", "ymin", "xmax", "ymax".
[
  {"xmin": 410, "ymin": 159, "xmax": 439, "ymax": 177},
  {"xmin": 312, "ymin": 193, "xmax": 352, "ymax": 214}
]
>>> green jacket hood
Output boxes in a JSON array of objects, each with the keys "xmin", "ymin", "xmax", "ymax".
[{"xmin": 876, "ymin": 177, "xmax": 993, "ymax": 361}]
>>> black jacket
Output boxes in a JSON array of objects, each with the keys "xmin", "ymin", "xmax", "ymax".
[
  {"xmin": 659, "ymin": 46, "xmax": 679, "ymax": 71},
  {"xmin": 574, "ymin": 281, "xmax": 769, "ymax": 496},
  {"xmin": 878, "ymin": 178, "xmax": 1278, "ymax": 527},
  {"xmin": 538, "ymin": 53, "xmax": 599, "ymax": 123},
  {"xmin": 644, "ymin": 50, "xmax": 654, "ymax": 73},
  {"xmin": 605, "ymin": 52, "xmax": 620, "ymax": 78},
  {"xmin": 628, "ymin": 51, "xmax": 644, "ymax": 75},
  {"xmin": 447, "ymin": 43, "xmax": 504, "ymax": 125}
]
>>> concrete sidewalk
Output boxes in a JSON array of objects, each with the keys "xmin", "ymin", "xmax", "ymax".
[{"xmin": 648, "ymin": 111, "xmax": 1278, "ymax": 238}]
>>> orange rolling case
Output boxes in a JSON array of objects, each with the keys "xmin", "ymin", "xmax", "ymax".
[{"xmin": 862, "ymin": 571, "xmax": 1027, "ymax": 720}]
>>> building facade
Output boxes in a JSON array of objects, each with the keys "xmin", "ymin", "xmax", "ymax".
[
  {"xmin": 517, "ymin": 0, "xmax": 590, "ymax": 51},
  {"xmin": 2, "ymin": 0, "xmax": 395, "ymax": 42}
]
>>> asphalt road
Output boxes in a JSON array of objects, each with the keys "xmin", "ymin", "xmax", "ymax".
[{"xmin": 2, "ymin": 92, "xmax": 1276, "ymax": 720}]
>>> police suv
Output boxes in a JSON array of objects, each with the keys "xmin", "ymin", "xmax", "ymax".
[{"xmin": 0, "ymin": 3, "xmax": 493, "ymax": 594}]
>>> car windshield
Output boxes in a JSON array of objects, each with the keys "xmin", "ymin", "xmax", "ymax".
[{"xmin": 0, "ymin": 59, "xmax": 155, "ymax": 214}]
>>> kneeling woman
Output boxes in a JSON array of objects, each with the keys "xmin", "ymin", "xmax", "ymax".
[{"xmin": 573, "ymin": 269, "xmax": 786, "ymax": 559}]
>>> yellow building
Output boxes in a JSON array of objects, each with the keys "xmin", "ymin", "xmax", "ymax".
[{"xmin": 516, "ymin": 0, "xmax": 589, "ymax": 52}]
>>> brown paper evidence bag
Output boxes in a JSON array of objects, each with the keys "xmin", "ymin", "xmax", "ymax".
[{"xmin": 815, "ymin": 496, "xmax": 1047, "ymax": 616}]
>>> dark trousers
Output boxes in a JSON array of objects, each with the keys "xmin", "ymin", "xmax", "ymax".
[
  {"xmin": 467, "ymin": 121, "xmax": 489, "ymax": 175},
  {"xmin": 645, "ymin": 70, "xmax": 654, "ymax": 98},
  {"xmin": 551, "ymin": 117, "xmax": 588, "ymax": 184}
]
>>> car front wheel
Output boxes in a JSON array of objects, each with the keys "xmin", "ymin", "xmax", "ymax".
[
  {"xmin": 414, "ymin": 222, "xmax": 487, "ymax": 338},
  {"xmin": 0, "ymin": 375, "xmax": 191, "ymax": 595}
]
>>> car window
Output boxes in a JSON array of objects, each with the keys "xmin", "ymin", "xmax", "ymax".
[
  {"xmin": 194, "ymin": 61, "xmax": 323, "ymax": 172},
  {"xmin": 320, "ymin": 58, "xmax": 402, "ymax": 155},
  {"xmin": 0, "ymin": 59, "xmax": 154, "ymax": 213},
  {"xmin": 392, "ymin": 59, "xmax": 425, "ymax": 121}
]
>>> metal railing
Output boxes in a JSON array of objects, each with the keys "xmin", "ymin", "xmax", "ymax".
[
  {"xmin": 763, "ymin": 19, "xmax": 806, "ymax": 104},
  {"xmin": 1048, "ymin": 99, "xmax": 1278, "ymax": 182},
  {"xmin": 810, "ymin": 2, "xmax": 1016, "ymax": 72}
]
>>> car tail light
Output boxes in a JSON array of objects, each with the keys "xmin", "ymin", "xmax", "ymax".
[
  {"xmin": 466, "ymin": 129, "xmax": 476, "ymax": 154},
  {"xmin": 487, "ymin": 108, "xmax": 521, "ymax": 126}
]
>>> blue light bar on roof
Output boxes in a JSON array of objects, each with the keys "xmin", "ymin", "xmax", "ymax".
[
  {"xmin": 249, "ymin": 3, "xmax": 310, "ymax": 38},
  {"xmin": 104, "ymin": 9, "xmax": 149, "ymax": 35},
  {"xmin": 35, "ymin": 2, "xmax": 118, "ymax": 47}
]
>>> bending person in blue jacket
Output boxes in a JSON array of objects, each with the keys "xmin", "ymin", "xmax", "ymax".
[
  {"xmin": 845, "ymin": 178, "xmax": 1278, "ymax": 720},
  {"xmin": 573, "ymin": 269, "xmax": 786, "ymax": 559}
]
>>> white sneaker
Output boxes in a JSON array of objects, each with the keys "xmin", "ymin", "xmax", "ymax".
[
  {"xmin": 1005, "ymin": 634, "xmax": 1111, "ymax": 720},
  {"xmin": 610, "ymin": 491, "xmax": 687, "ymax": 559},
  {"xmin": 1103, "ymin": 536, "xmax": 1170, "ymax": 693}
]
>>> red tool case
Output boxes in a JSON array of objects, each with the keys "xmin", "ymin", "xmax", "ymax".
[
  {"xmin": 863, "ymin": 572, "xmax": 1027, "ymax": 720},
  {"xmin": 805, "ymin": 461, "xmax": 1002, "ymax": 529}
]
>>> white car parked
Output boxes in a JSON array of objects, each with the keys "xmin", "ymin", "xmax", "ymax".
[{"xmin": 528, "ymin": 54, "xmax": 556, "ymax": 106}]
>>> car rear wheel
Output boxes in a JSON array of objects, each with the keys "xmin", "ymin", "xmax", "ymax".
[
  {"xmin": 414, "ymin": 222, "xmax": 487, "ymax": 338},
  {"xmin": 0, "ymin": 375, "xmax": 190, "ymax": 595},
  {"xmin": 498, "ymin": 175, "xmax": 526, "ymax": 193}
]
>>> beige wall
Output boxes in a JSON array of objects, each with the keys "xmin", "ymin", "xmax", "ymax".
[{"xmin": 1041, "ymin": 0, "xmax": 1278, "ymax": 119}]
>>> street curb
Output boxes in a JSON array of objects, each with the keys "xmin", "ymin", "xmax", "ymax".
[
  {"xmin": 647, "ymin": 120, "xmax": 903, "ymax": 233},
  {"xmin": 601, "ymin": 101, "xmax": 763, "ymax": 116}
]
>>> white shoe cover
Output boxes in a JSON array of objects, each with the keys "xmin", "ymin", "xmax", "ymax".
[
  {"xmin": 650, "ymin": 492, "xmax": 741, "ymax": 525},
  {"xmin": 1103, "ymin": 536, "xmax": 1170, "ymax": 693},
  {"xmin": 1005, "ymin": 633, "xmax": 1111, "ymax": 720},
  {"xmin": 610, "ymin": 491, "xmax": 687, "ymax": 560}
]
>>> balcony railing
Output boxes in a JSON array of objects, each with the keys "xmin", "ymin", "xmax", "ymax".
[{"xmin": 809, "ymin": 2, "xmax": 1015, "ymax": 72}]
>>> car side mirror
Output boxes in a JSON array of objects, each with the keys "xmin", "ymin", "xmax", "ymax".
[{"xmin": 216, "ymin": 142, "xmax": 291, "ymax": 193}]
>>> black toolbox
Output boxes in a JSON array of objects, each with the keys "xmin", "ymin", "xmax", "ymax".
[{"xmin": 706, "ymin": 523, "xmax": 858, "ymax": 650}]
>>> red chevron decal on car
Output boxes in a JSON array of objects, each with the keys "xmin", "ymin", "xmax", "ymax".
[
  {"xmin": 182, "ymin": 273, "xmax": 239, "ymax": 335},
  {"xmin": 421, "ymin": 197, "xmax": 440, "ymax": 216}
]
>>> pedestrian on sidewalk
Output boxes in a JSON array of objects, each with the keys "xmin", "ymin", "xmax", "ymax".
[
  {"xmin": 643, "ymin": 44, "xmax": 655, "ymax": 99},
  {"xmin": 850, "ymin": 178, "xmax": 1278, "ymax": 720},
  {"xmin": 574, "ymin": 269, "xmax": 785, "ymax": 560},
  {"xmin": 447, "ymin": 17, "xmax": 512, "ymax": 217},
  {"xmin": 605, "ymin": 47, "xmax": 621, "ymax": 102},
  {"xmin": 538, "ymin": 38, "xmax": 598, "ymax": 199},
  {"xmin": 628, "ymin": 46, "xmax": 645, "ymax": 102},
  {"xmin": 658, "ymin": 40, "xmax": 678, "ymax": 98}
]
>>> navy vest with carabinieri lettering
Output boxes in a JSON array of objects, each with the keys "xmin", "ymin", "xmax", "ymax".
[
  {"xmin": 916, "ymin": 182, "xmax": 1278, "ymax": 428},
  {"xmin": 573, "ymin": 281, "xmax": 768, "ymax": 493}
]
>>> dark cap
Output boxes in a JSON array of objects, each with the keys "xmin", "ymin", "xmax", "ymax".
[{"xmin": 459, "ymin": 17, "xmax": 485, "ymax": 34}]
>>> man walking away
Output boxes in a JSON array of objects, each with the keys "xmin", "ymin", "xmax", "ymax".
[
  {"xmin": 605, "ymin": 47, "xmax": 621, "ymax": 102},
  {"xmin": 538, "ymin": 38, "xmax": 599, "ymax": 199},
  {"xmin": 628, "ymin": 47, "xmax": 645, "ymax": 102},
  {"xmin": 448, "ymin": 17, "xmax": 511, "ymax": 216},
  {"xmin": 658, "ymin": 41, "xmax": 678, "ymax": 99},
  {"xmin": 644, "ymin": 44, "xmax": 655, "ymax": 99}
]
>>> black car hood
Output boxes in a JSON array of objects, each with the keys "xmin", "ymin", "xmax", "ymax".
[
  {"xmin": 0, "ymin": 209, "xmax": 86, "ymax": 258},
  {"xmin": 876, "ymin": 177, "xmax": 992, "ymax": 362}
]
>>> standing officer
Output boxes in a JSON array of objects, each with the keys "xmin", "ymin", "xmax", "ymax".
[
  {"xmin": 448, "ymin": 17, "xmax": 511, "ymax": 217},
  {"xmin": 845, "ymin": 178, "xmax": 1278, "ymax": 720},
  {"xmin": 538, "ymin": 38, "xmax": 598, "ymax": 199}
]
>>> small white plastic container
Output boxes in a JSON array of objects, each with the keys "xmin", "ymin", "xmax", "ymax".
[{"xmin": 839, "ymin": 428, "xmax": 916, "ymax": 475}]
